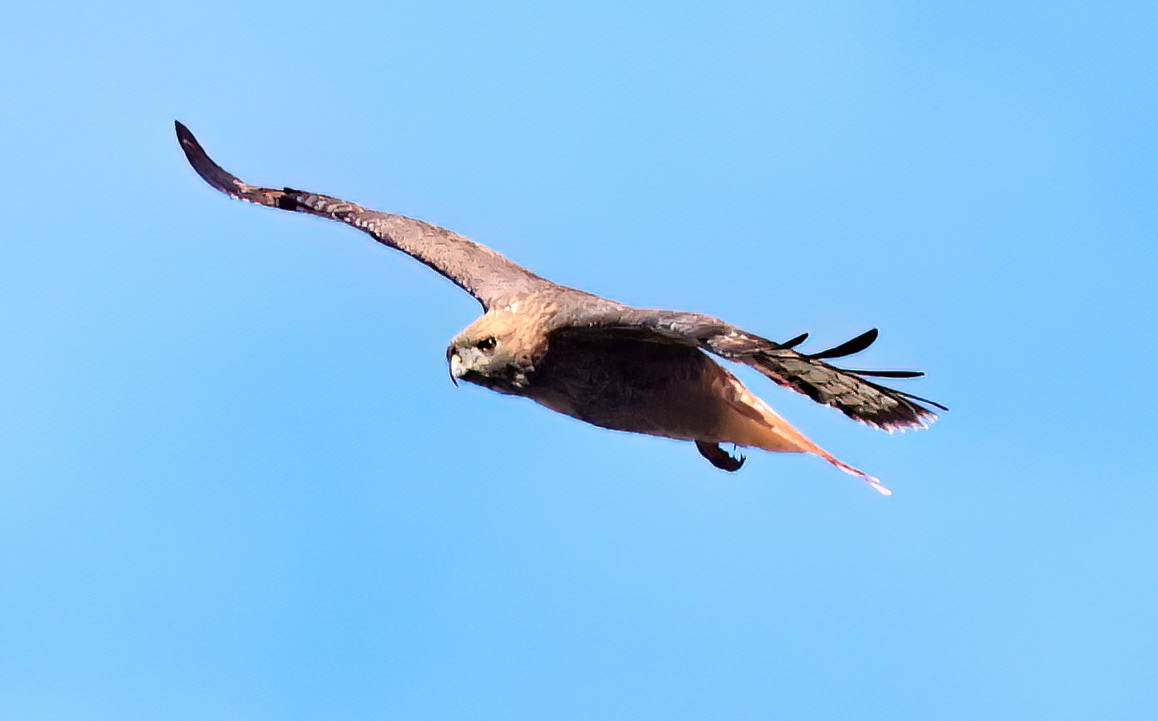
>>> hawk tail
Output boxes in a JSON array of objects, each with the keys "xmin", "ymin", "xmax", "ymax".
[{"xmin": 716, "ymin": 372, "xmax": 894, "ymax": 495}]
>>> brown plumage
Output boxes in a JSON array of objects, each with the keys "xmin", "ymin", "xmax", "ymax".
[{"xmin": 176, "ymin": 121, "xmax": 944, "ymax": 494}]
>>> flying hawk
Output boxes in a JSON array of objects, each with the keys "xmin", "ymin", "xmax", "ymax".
[{"xmin": 175, "ymin": 121, "xmax": 943, "ymax": 495}]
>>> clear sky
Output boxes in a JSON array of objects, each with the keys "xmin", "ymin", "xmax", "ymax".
[{"xmin": 2, "ymin": 2, "xmax": 1155, "ymax": 719}]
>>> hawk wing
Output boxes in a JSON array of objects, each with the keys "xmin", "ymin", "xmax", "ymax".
[
  {"xmin": 551, "ymin": 308, "xmax": 944, "ymax": 432},
  {"xmin": 175, "ymin": 122, "xmax": 550, "ymax": 309}
]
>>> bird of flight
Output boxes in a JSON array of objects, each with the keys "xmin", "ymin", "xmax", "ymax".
[{"xmin": 176, "ymin": 121, "xmax": 943, "ymax": 495}]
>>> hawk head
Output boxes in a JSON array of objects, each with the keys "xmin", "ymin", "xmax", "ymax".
[{"xmin": 447, "ymin": 312, "xmax": 539, "ymax": 396}]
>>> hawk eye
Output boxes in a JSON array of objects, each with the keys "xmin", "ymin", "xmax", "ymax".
[{"xmin": 476, "ymin": 336, "xmax": 497, "ymax": 351}]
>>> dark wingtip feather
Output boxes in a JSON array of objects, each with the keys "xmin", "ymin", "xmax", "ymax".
[
  {"xmin": 805, "ymin": 328, "xmax": 879, "ymax": 360},
  {"xmin": 174, "ymin": 122, "xmax": 284, "ymax": 209},
  {"xmin": 842, "ymin": 368, "xmax": 925, "ymax": 378},
  {"xmin": 175, "ymin": 121, "xmax": 237, "ymax": 193},
  {"xmin": 891, "ymin": 389, "xmax": 948, "ymax": 413},
  {"xmin": 779, "ymin": 332, "xmax": 809, "ymax": 349}
]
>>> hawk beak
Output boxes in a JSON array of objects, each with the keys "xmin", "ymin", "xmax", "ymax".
[{"xmin": 448, "ymin": 349, "xmax": 465, "ymax": 386}]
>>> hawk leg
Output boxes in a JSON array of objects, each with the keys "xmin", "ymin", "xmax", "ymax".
[{"xmin": 695, "ymin": 441, "xmax": 746, "ymax": 472}]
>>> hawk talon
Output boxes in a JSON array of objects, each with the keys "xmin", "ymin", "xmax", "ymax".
[{"xmin": 696, "ymin": 441, "xmax": 746, "ymax": 472}]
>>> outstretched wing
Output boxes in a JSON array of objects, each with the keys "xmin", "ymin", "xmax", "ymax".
[
  {"xmin": 175, "ymin": 121, "xmax": 550, "ymax": 309},
  {"xmin": 551, "ymin": 308, "xmax": 944, "ymax": 431}
]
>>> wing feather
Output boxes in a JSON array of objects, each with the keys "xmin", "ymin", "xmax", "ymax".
[
  {"xmin": 554, "ymin": 309, "xmax": 943, "ymax": 431},
  {"xmin": 175, "ymin": 121, "xmax": 549, "ymax": 309}
]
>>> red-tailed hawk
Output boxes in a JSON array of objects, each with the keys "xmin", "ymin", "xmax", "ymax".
[{"xmin": 176, "ymin": 122, "xmax": 943, "ymax": 495}]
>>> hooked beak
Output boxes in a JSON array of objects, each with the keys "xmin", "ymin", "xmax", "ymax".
[
  {"xmin": 448, "ymin": 348, "xmax": 464, "ymax": 386},
  {"xmin": 445, "ymin": 346, "xmax": 528, "ymax": 394}
]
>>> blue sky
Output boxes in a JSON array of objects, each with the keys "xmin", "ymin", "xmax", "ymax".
[{"xmin": 2, "ymin": 1, "xmax": 1155, "ymax": 718}]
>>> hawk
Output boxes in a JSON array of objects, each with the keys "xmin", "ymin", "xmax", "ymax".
[{"xmin": 176, "ymin": 122, "xmax": 944, "ymax": 495}]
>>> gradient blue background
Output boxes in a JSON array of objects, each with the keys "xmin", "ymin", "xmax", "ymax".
[{"xmin": 3, "ymin": 2, "xmax": 1155, "ymax": 718}]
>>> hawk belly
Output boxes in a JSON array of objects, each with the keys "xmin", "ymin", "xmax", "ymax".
[{"xmin": 527, "ymin": 336, "xmax": 820, "ymax": 455}]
